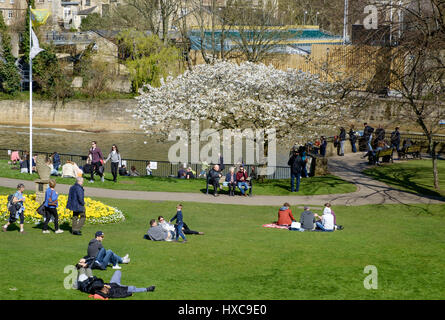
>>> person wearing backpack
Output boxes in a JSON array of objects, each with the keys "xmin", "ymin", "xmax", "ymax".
[
  {"xmin": 42, "ymin": 179, "xmax": 63, "ymax": 234},
  {"xmin": 2, "ymin": 183, "xmax": 26, "ymax": 234},
  {"xmin": 287, "ymin": 148, "xmax": 305, "ymax": 192},
  {"xmin": 349, "ymin": 126, "xmax": 357, "ymax": 153}
]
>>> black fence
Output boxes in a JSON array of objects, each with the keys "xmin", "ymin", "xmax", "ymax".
[{"xmin": 0, "ymin": 148, "xmax": 293, "ymax": 180}]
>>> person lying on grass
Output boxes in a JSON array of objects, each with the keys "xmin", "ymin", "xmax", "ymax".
[
  {"xmin": 93, "ymin": 270, "xmax": 155, "ymax": 299},
  {"xmin": 145, "ymin": 219, "xmax": 174, "ymax": 241},
  {"xmin": 158, "ymin": 216, "xmax": 204, "ymax": 236},
  {"xmin": 75, "ymin": 266, "xmax": 155, "ymax": 299}
]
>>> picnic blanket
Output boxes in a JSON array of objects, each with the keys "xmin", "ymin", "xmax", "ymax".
[{"xmin": 262, "ymin": 224, "xmax": 289, "ymax": 230}]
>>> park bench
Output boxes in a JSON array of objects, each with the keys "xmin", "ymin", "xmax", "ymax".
[
  {"xmin": 206, "ymin": 175, "xmax": 253, "ymax": 196},
  {"xmin": 400, "ymin": 145, "xmax": 421, "ymax": 160},
  {"xmin": 375, "ymin": 148, "xmax": 394, "ymax": 164}
]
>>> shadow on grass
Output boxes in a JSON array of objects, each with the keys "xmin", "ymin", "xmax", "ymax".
[{"xmin": 364, "ymin": 166, "xmax": 443, "ymax": 197}]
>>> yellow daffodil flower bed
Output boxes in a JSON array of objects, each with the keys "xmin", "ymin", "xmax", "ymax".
[{"xmin": 0, "ymin": 194, "xmax": 125, "ymax": 225}]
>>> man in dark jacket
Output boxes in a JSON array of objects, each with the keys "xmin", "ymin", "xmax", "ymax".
[
  {"xmin": 87, "ymin": 231, "xmax": 130, "ymax": 270},
  {"xmin": 93, "ymin": 270, "xmax": 155, "ymax": 299},
  {"xmin": 339, "ymin": 127, "xmax": 346, "ymax": 156},
  {"xmin": 390, "ymin": 127, "xmax": 401, "ymax": 158},
  {"xmin": 363, "ymin": 123, "xmax": 374, "ymax": 152},
  {"xmin": 349, "ymin": 127, "xmax": 357, "ymax": 153},
  {"xmin": 287, "ymin": 149, "xmax": 305, "ymax": 192},
  {"xmin": 67, "ymin": 177, "xmax": 85, "ymax": 235},
  {"xmin": 207, "ymin": 164, "xmax": 222, "ymax": 197}
]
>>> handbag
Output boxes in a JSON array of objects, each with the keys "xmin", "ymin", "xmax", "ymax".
[{"xmin": 36, "ymin": 203, "xmax": 46, "ymax": 216}]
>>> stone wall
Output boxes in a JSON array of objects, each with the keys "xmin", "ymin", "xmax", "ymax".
[{"xmin": 0, "ymin": 99, "xmax": 139, "ymax": 132}]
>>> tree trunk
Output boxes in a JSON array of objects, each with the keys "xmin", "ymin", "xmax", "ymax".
[{"xmin": 430, "ymin": 139, "xmax": 440, "ymax": 191}]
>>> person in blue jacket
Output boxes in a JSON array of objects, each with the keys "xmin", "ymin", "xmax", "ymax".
[
  {"xmin": 42, "ymin": 179, "xmax": 64, "ymax": 234},
  {"xmin": 170, "ymin": 204, "xmax": 187, "ymax": 243},
  {"xmin": 67, "ymin": 177, "xmax": 85, "ymax": 236}
]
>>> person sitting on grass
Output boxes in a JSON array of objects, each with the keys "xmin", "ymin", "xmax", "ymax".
[
  {"xmin": 186, "ymin": 167, "xmax": 195, "ymax": 179},
  {"xmin": 129, "ymin": 166, "xmax": 140, "ymax": 177},
  {"xmin": 145, "ymin": 219, "xmax": 173, "ymax": 241},
  {"xmin": 158, "ymin": 216, "xmax": 204, "ymax": 237},
  {"xmin": 10, "ymin": 150, "xmax": 21, "ymax": 165},
  {"xmin": 322, "ymin": 203, "xmax": 343, "ymax": 230},
  {"xmin": 314, "ymin": 204, "xmax": 334, "ymax": 232},
  {"xmin": 93, "ymin": 270, "xmax": 155, "ymax": 299},
  {"xmin": 299, "ymin": 206, "xmax": 316, "ymax": 231},
  {"xmin": 87, "ymin": 231, "xmax": 130, "ymax": 270},
  {"xmin": 277, "ymin": 202, "xmax": 295, "ymax": 226}
]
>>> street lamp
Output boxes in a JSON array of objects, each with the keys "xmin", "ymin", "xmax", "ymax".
[
  {"xmin": 304, "ymin": 11, "xmax": 307, "ymax": 25},
  {"xmin": 316, "ymin": 12, "xmax": 319, "ymax": 25}
]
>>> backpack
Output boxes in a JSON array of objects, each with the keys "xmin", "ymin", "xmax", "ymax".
[
  {"xmin": 368, "ymin": 126, "xmax": 374, "ymax": 133},
  {"xmin": 78, "ymin": 276, "xmax": 104, "ymax": 294},
  {"xmin": 7, "ymin": 194, "xmax": 15, "ymax": 212},
  {"xmin": 390, "ymin": 131, "xmax": 399, "ymax": 142}
]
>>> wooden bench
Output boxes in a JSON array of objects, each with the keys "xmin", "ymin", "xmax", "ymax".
[
  {"xmin": 206, "ymin": 175, "xmax": 253, "ymax": 196},
  {"xmin": 400, "ymin": 145, "xmax": 421, "ymax": 160},
  {"xmin": 375, "ymin": 148, "xmax": 394, "ymax": 164}
]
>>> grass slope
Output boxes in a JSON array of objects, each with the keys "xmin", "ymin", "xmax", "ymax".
[
  {"xmin": 363, "ymin": 159, "xmax": 445, "ymax": 197},
  {"xmin": 0, "ymin": 185, "xmax": 444, "ymax": 300},
  {"xmin": 0, "ymin": 160, "xmax": 356, "ymax": 196}
]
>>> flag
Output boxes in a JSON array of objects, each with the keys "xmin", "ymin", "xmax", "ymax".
[
  {"xmin": 30, "ymin": 28, "xmax": 44, "ymax": 60},
  {"xmin": 30, "ymin": 8, "xmax": 50, "ymax": 27}
]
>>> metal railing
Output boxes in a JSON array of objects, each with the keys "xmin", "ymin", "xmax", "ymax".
[{"xmin": 0, "ymin": 148, "xmax": 294, "ymax": 180}]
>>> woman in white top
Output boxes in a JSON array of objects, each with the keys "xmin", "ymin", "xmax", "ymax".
[
  {"xmin": 104, "ymin": 145, "xmax": 122, "ymax": 183},
  {"xmin": 315, "ymin": 203, "xmax": 334, "ymax": 231}
]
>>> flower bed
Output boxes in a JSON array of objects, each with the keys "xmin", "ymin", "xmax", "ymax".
[{"xmin": 0, "ymin": 194, "xmax": 125, "ymax": 225}]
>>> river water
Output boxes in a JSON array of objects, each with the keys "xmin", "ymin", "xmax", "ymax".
[{"xmin": 0, "ymin": 125, "xmax": 292, "ymax": 166}]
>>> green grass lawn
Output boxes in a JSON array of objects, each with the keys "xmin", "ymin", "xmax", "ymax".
[
  {"xmin": 363, "ymin": 159, "xmax": 445, "ymax": 197},
  {"xmin": 0, "ymin": 160, "xmax": 356, "ymax": 196},
  {"xmin": 1, "ymin": 185, "xmax": 444, "ymax": 300}
]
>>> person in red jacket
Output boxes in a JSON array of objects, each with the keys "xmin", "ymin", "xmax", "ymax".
[
  {"xmin": 236, "ymin": 165, "xmax": 249, "ymax": 196},
  {"xmin": 277, "ymin": 202, "xmax": 295, "ymax": 226}
]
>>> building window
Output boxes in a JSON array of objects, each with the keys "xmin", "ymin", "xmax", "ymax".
[
  {"xmin": 8, "ymin": 10, "xmax": 13, "ymax": 19},
  {"xmin": 86, "ymin": 0, "xmax": 90, "ymax": 6},
  {"xmin": 64, "ymin": 8, "xmax": 71, "ymax": 19},
  {"xmin": 9, "ymin": 0, "xmax": 14, "ymax": 4}
]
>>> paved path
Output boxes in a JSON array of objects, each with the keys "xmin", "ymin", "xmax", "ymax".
[{"xmin": 0, "ymin": 153, "xmax": 443, "ymax": 206}]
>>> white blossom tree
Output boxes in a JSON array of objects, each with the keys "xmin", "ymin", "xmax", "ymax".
[
  {"xmin": 135, "ymin": 61, "xmax": 349, "ymax": 135},
  {"xmin": 133, "ymin": 61, "xmax": 352, "ymax": 167}
]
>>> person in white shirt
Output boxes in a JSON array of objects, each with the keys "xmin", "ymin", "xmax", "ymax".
[{"xmin": 315, "ymin": 203, "xmax": 335, "ymax": 231}]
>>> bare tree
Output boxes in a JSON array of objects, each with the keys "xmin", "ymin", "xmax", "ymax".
[{"xmin": 341, "ymin": 0, "xmax": 445, "ymax": 191}]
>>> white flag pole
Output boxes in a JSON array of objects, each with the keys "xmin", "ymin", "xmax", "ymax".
[{"xmin": 29, "ymin": 6, "xmax": 33, "ymax": 174}]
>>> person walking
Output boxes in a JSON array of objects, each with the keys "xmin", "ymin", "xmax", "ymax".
[
  {"xmin": 88, "ymin": 141, "xmax": 104, "ymax": 183},
  {"xmin": 349, "ymin": 126, "xmax": 357, "ymax": 153},
  {"xmin": 67, "ymin": 177, "xmax": 86, "ymax": 236},
  {"xmin": 2, "ymin": 183, "xmax": 26, "ymax": 234},
  {"xmin": 170, "ymin": 204, "xmax": 187, "ymax": 243},
  {"xmin": 287, "ymin": 148, "xmax": 305, "ymax": 192},
  {"xmin": 42, "ymin": 179, "xmax": 63, "ymax": 234},
  {"xmin": 104, "ymin": 145, "xmax": 121, "ymax": 183},
  {"xmin": 390, "ymin": 127, "xmax": 401, "ymax": 159}
]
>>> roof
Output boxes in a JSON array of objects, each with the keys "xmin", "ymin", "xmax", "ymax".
[
  {"xmin": 188, "ymin": 27, "xmax": 343, "ymax": 54},
  {"xmin": 77, "ymin": 6, "xmax": 98, "ymax": 15}
]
